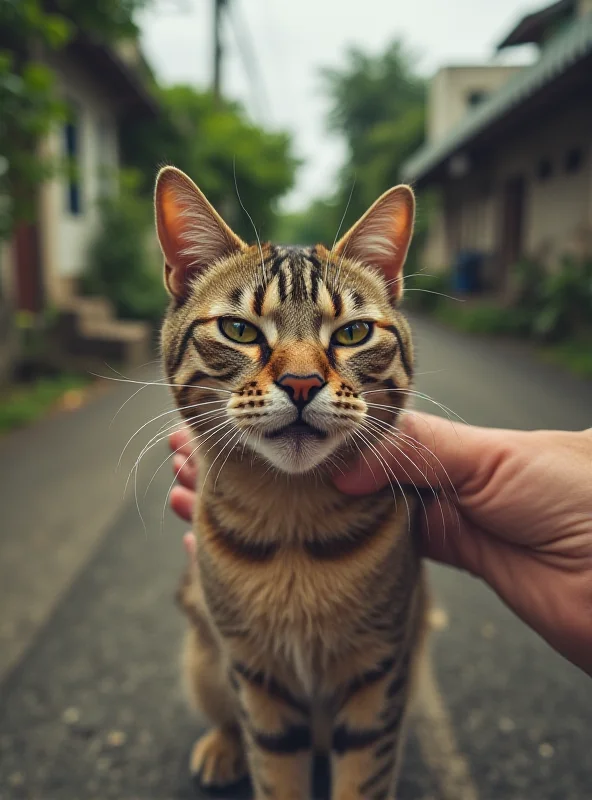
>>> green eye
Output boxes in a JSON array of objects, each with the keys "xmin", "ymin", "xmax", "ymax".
[
  {"xmin": 332, "ymin": 321, "xmax": 372, "ymax": 346},
  {"xmin": 219, "ymin": 318, "xmax": 260, "ymax": 344}
]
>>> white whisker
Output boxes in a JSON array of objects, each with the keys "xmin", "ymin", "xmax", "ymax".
[
  {"xmin": 325, "ymin": 175, "xmax": 356, "ymax": 285},
  {"xmin": 118, "ymin": 399, "xmax": 226, "ymax": 470},
  {"xmin": 362, "ymin": 417, "xmax": 439, "ymax": 539},
  {"xmin": 361, "ymin": 387, "xmax": 466, "ymax": 425},
  {"xmin": 91, "ymin": 372, "xmax": 232, "ymax": 393},
  {"xmin": 355, "ymin": 423, "xmax": 411, "ymax": 531},
  {"xmin": 160, "ymin": 420, "xmax": 236, "ymax": 529},
  {"xmin": 233, "ymin": 158, "xmax": 267, "ymax": 286}
]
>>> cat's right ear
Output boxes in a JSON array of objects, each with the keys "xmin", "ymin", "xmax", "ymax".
[{"xmin": 154, "ymin": 166, "xmax": 246, "ymax": 299}]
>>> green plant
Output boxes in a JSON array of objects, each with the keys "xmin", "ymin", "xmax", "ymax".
[
  {"xmin": 0, "ymin": 0, "xmax": 151, "ymax": 239},
  {"xmin": 532, "ymin": 256, "xmax": 592, "ymax": 342},
  {"xmin": 511, "ymin": 258, "xmax": 546, "ymax": 311},
  {"xmin": 434, "ymin": 303, "xmax": 533, "ymax": 336},
  {"xmin": 121, "ymin": 86, "xmax": 298, "ymax": 242},
  {"xmin": 541, "ymin": 338, "xmax": 592, "ymax": 378},
  {"xmin": 0, "ymin": 373, "xmax": 89, "ymax": 433},
  {"xmin": 82, "ymin": 170, "xmax": 166, "ymax": 323},
  {"xmin": 403, "ymin": 271, "xmax": 451, "ymax": 312}
]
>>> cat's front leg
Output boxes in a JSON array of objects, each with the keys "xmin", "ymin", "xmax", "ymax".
[
  {"xmin": 230, "ymin": 662, "xmax": 312, "ymax": 800},
  {"xmin": 330, "ymin": 656, "xmax": 411, "ymax": 800}
]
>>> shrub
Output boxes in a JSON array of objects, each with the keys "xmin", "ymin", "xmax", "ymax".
[
  {"xmin": 435, "ymin": 303, "xmax": 532, "ymax": 336},
  {"xmin": 82, "ymin": 171, "xmax": 166, "ymax": 324},
  {"xmin": 403, "ymin": 271, "xmax": 451, "ymax": 312},
  {"xmin": 532, "ymin": 256, "xmax": 592, "ymax": 342}
]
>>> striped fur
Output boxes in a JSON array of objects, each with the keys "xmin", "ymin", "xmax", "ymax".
[{"xmin": 156, "ymin": 169, "xmax": 427, "ymax": 799}]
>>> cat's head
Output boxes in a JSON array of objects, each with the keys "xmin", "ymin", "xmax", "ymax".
[{"xmin": 155, "ymin": 167, "xmax": 415, "ymax": 475}]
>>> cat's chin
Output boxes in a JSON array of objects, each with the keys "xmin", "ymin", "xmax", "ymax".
[{"xmin": 249, "ymin": 429, "xmax": 343, "ymax": 475}]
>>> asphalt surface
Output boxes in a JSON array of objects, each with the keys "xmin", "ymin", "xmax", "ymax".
[{"xmin": 1, "ymin": 316, "xmax": 591, "ymax": 800}]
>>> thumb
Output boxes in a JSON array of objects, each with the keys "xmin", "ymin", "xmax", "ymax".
[{"xmin": 334, "ymin": 412, "xmax": 486, "ymax": 495}]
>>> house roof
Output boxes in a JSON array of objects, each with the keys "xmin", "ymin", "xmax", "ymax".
[
  {"xmin": 67, "ymin": 32, "xmax": 159, "ymax": 119},
  {"xmin": 401, "ymin": 12, "xmax": 592, "ymax": 184},
  {"xmin": 497, "ymin": 0, "xmax": 575, "ymax": 49}
]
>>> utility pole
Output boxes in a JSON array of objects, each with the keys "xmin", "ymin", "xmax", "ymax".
[{"xmin": 212, "ymin": 0, "xmax": 228, "ymax": 98}]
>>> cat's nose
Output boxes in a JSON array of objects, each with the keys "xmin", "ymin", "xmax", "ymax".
[{"xmin": 276, "ymin": 373, "xmax": 326, "ymax": 410}]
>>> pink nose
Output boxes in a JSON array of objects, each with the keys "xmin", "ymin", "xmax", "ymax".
[{"xmin": 276, "ymin": 373, "xmax": 325, "ymax": 408}]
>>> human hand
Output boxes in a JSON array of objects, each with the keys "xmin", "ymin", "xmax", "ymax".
[
  {"xmin": 168, "ymin": 417, "xmax": 592, "ymax": 674},
  {"xmin": 169, "ymin": 429, "xmax": 198, "ymax": 524},
  {"xmin": 334, "ymin": 412, "xmax": 592, "ymax": 675}
]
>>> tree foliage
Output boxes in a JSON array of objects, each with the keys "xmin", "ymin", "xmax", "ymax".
[
  {"xmin": 122, "ymin": 86, "xmax": 299, "ymax": 243},
  {"xmin": 277, "ymin": 41, "xmax": 427, "ymax": 255},
  {"xmin": 0, "ymin": 0, "xmax": 150, "ymax": 238}
]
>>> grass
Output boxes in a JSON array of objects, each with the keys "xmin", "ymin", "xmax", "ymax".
[
  {"xmin": 0, "ymin": 374, "xmax": 92, "ymax": 435},
  {"xmin": 433, "ymin": 302, "xmax": 532, "ymax": 336},
  {"xmin": 540, "ymin": 339, "xmax": 592, "ymax": 378},
  {"xmin": 411, "ymin": 284, "xmax": 592, "ymax": 381}
]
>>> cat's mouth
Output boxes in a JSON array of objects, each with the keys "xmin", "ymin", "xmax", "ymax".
[{"xmin": 265, "ymin": 421, "xmax": 328, "ymax": 441}]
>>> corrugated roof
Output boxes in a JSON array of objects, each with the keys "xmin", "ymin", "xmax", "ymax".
[
  {"xmin": 497, "ymin": 0, "xmax": 574, "ymax": 49},
  {"xmin": 401, "ymin": 12, "xmax": 592, "ymax": 183}
]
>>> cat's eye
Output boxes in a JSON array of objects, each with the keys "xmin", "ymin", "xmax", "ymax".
[
  {"xmin": 219, "ymin": 317, "xmax": 260, "ymax": 344},
  {"xmin": 332, "ymin": 321, "xmax": 372, "ymax": 347}
]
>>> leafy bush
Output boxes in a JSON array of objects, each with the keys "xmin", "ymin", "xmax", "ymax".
[
  {"xmin": 435, "ymin": 303, "xmax": 532, "ymax": 336},
  {"xmin": 0, "ymin": 374, "xmax": 89, "ymax": 433},
  {"xmin": 531, "ymin": 256, "xmax": 592, "ymax": 342},
  {"xmin": 403, "ymin": 271, "xmax": 451, "ymax": 312},
  {"xmin": 542, "ymin": 339, "xmax": 592, "ymax": 378},
  {"xmin": 82, "ymin": 171, "xmax": 165, "ymax": 324}
]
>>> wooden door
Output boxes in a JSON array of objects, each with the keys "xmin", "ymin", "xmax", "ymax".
[
  {"xmin": 499, "ymin": 176, "xmax": 526, "ymax": 292},
  {"xmin": 13, "ymin": 220, "xmax": 44, "ymax": 313}
]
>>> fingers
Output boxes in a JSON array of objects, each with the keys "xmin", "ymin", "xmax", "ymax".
[
  {"xmin": 171, "ymin": 486, "xmax": 194, "ymax": 523},
  {"xmin": 334, "ymin": 412, "xmax": 495, "ymax": 496},
  {"xmin": 170, "ymin": 428, "xmax": 198, "ymax": 489},
  {"xmin": 172, "ymin": 454, "xmax": 197, "ymax": 490},
  {"xmin": 170, "ymin": 427, "xmax": 196, "ymax": 459},
  {"xmin": 170, "ymin": 426, "xmax": 197, "ymax": 524},
  {"xmin": 183, "ymin": 531, "xmax": 197, "ymax": 559}
]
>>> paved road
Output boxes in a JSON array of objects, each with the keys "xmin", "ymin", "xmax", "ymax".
[{"xmin": 0, "ymin": 317, "xmax": 591, "ymax": 800}]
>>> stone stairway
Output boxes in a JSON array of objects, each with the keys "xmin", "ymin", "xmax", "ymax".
[{"xmin": 55, "ymin": 296, "xmax": 156, "ymax": 371}]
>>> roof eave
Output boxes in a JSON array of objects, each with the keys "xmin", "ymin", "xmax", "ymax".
[
  {"xmin": 497, "ymin": 0, "xmax": 574, "ymax": 49},
  {"xmin": 67, "ymin": 32, "xmax": 159, "ymax": 119},
  {"xmin": 402, "ymin": 13, "xmax": 592, "ymax": 186}
]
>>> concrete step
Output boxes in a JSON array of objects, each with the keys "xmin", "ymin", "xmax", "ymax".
[
  {"xmin": 55, "ymin": 296, "xmax": 156, "ymax": 370},
  {"xmin": 61, "ymin": 296, "xmax": 115, "ymax": 325}
]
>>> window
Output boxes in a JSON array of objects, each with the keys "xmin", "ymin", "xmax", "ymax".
[
  {"xmin": 565, "ymin": 147, "xmax": 583, "ymax": 173},
  {"xmin": 64, "ymin": 108, "xmax": 83, "ymax": 215},
  {"xmin": 96, "ymin": 117, "xmax": 115, "ymax": 199},
  {"xmin": 537, "ymin": 158, "xmax": 553, "ymax": 181},
  {"xmin": 467, "ymin": 90, "xmax": 489, "ymax": 108}
]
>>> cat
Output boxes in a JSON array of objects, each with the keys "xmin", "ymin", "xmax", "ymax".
[{"xmin": 155, "ymin": 166, "xmax": 429, "ymax": 800}]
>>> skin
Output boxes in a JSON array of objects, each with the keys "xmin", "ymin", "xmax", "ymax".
[{"xmin": 169, "ymin": 414, "xmax": 592, "ymax": 677}]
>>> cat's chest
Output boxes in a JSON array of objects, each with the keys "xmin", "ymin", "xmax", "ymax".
[{"xmin": 196, "ymin": 488, "xmax": 417, "ymax": 687}]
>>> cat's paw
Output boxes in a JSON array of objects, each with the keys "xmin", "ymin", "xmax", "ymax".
[{"xmin": 190, "ymin": 727, "xmax": 248, "ymax": 790}]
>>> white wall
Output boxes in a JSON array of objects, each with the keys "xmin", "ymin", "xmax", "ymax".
[
  {"xmin": 491, "ymin": 103, "xmax": 592, "ymax": 265},
  {"xmin": 41, "ymin": 51, "xmax": 120, "ymax": 299},
  {"xmin": 428, "ymin": 66, "xmax": 522, "ymax": 144},
  {"xmin": 425, "ymin": 100, "xmax": 592, "ymax": 277}
]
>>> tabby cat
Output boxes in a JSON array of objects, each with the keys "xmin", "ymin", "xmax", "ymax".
[{"xmin": 155, "ymin": 166, "xmax": 428, "ymax": 800}]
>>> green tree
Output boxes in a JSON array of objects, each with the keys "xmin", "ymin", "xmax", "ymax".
[
  {"xmin": 122, "ymin": 86, "xmax": 298, "ymax": 243},
  {"xmin": 323, "ymin": 41, "xmax": 425, "ymax": 220},
  {"xmin": 0, "ymin": 0, "xmax": 150, "ymax": 238},
  {"xmin": 277, "ymin": 41, "xmax": 427, "ymax": 252}
]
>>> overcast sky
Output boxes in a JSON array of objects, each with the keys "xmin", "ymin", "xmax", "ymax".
[{"xmin": 139, "ymin": 0, "xmax": 535, "ymax": 210}]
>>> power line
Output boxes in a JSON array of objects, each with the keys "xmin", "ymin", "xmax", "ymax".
[
  {"xmin": 212, "ymin": 0, "xmax": 229, "ymax": 98},
  {"xmin": 226, "ymin": 0, "xmax": 272, "ymax": 124}
]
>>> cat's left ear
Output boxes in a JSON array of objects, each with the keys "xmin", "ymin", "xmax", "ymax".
[
  {"xmin": 154, "ymin": 166, "xmax": 246, "ymax": 299},
  {"xmin": 334, "ymin": 186, "xmax": 415, "ymax": 302}
]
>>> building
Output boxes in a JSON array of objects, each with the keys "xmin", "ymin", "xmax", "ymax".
[
  {"xmin": 1, "ymin": 32, "xmax": 158, "ymax": 380},
  {"xmin": 402, "ymin": 0, "xmax": 592, "ymax": 293}
]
